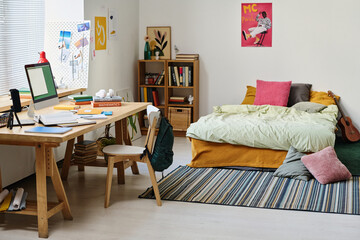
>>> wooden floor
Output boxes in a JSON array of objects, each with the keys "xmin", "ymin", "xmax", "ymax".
[{"xmin": 1, "ymin": 137, "xmax": 359, "ymax": 239}]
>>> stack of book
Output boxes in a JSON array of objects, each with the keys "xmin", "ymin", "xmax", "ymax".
[
  {"xmin": 168, "ymin": 66, "xmax": 193, "ymax": 87},
  {"xmin": 169, "ymin": 96, "xmax": 186, "ymax": 104},
  {"xmin": 175, "ymin": 54, "xmax": 199, "ymax": 60},
  {"xmin": 74, "ymin": 140, "xmax": 98, "ymax": 164},
  {"xmin": 140, "ymin": 88, "xmax": 160, "ymax": 106},
  {"xmin": 92, "ymin": 96, "xmax": 122, "ymax": 107},
  {"xmin": 68, "ymin": 95, "xmax": 93, "ymax": 105},
  {"xmin": 145, "ymin": 70, "xmax": 165, "ymax": 85},
  {"xmin": 18, "ymin": 88, "xmax": 32, "ymax": 99}
]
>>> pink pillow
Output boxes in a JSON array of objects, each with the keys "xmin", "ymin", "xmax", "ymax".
[
  {"xmin": 301, "ymin": 146, "xmax": 351, "ymax": 184},
  {"xmin": 253, "ymin": 80, "xmax": 292, "ymax": 106}
]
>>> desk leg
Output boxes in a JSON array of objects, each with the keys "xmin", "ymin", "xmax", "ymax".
[
  {"xmin": 35, "ymin": 144, "xmax": 49, "ymax": 238},
  {"xmin": 61, "ymin": 138, "xmax": 75, "ymax": 180},
  {"xmin": 49, "ymin": 147, "xmax": 73, "ymax": 220},
  {"xmin": 121, "ymin": 119, "xmax": 139, "ymax": 175}
]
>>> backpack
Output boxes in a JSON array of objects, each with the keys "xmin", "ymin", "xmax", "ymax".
[{"xmin": 143, "ymin": 117, "xmax": 174, "ymax": 172}]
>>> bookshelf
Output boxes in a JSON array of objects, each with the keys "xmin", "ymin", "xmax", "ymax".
[{"xmin": 137, "ymin": 59, "xmax": 199, "ymax": 136}]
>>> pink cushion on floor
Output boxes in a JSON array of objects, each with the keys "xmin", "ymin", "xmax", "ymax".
[
  {"xmin": 253, "ymin": 80, "xmax": 292, "ymax": 106},
  {"xmin": 301, "ymin": 146, "xmax": 351, "ymax": 184}
]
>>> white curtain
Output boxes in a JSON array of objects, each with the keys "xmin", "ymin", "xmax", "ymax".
[{"xmin": 0, "ymin": 0, "xmax": 45, "ymax": 95}]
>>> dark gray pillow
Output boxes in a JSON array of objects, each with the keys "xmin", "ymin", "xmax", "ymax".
[
  {"xmin": 273, "ymin": 146, "xmax": 313, "ymax": 181},
  {"xmin": 287, "ymin": 83, "xmax": 312, "ymax": 107},
  {"xmin": 291, "ymin": 102, "xmax": 327, "ymax": 113}
]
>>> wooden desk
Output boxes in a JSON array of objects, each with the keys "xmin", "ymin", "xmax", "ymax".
[
  {"xmin": 0, "ymin": 88, "xmax": 86, "ymax": 112},
  {"xmin": 0, "ymin": 101, "xmax": 149, "ymax": 238}
]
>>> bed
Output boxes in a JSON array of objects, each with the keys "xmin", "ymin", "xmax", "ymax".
[{"xmin": 186, "ymin": 104, "xmax": 338, "ymax": 168}]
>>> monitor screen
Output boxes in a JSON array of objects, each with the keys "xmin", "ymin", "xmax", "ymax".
[{"xmin": 24, "ymin": 62, "xmax": 59, "ymax": 110}]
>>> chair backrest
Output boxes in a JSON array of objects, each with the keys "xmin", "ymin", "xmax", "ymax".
[
  {"xmin": 145, "ymin": 106, "xmax": 161, "ymax": 153},
  {"xmin": 147, "ymin": 105, "xmax": 161, "ymax": 128}
]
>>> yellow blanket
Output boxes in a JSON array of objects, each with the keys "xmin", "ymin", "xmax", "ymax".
[{"xmin": 188, "ymin": 139, "xmax": 287, "ymax": 168}]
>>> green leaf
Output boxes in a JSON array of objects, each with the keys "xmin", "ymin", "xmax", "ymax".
[
  {"xmin": 162, "ymin": 41, "xmax": 168, "ymax": 50},
  {"xmin": 155, "ymin": 38, "xmax": 161, "ymax": 45}
]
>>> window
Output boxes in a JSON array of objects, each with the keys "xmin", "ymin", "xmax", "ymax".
[{"xmin": 0, "ymin": 0, "xmax": 44, "ymax": 95}]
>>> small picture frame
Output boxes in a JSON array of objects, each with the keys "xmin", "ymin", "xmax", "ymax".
[{"xmin": 147, "ymin": 26, "xmax": 171, "ymax": 60}]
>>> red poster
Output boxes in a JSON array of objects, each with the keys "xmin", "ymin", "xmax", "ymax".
[{"xmin": 241, "ymin": 3, "xmax": 272, "ymax": 47}]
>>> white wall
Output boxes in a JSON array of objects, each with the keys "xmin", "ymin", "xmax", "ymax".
[
  {"xmin": 139, "ymin": 0, "xmax": 360, "ymax": 128},
  {"xmin": 85, "ymin": 0, "xmax": 139, "ymax": 97}
]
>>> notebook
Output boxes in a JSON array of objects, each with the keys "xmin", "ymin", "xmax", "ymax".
[{"xmin": 25, "ymin": 127, "xmax": 72, "ymax": 134}]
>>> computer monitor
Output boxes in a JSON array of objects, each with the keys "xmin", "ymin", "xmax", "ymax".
[{"xmin": 24, "ymin": 62, "xmax": 59, "ymax": 110}]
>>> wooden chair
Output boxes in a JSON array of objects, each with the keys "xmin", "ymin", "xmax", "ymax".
[{"xmin": 102, "ymin": 105, "xmax": 162, "ymax": 208}]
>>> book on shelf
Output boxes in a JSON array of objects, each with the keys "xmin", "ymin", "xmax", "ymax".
[
  {"xmin": 140, "ymin": 87, "xmax": 144, "ymax": 102},
  {"xmin": 144, "ymin": 87, "xmax": 148, "ymax": 102},
  {"xmin": 93, "ymin": 96, "xmax": 122, "ymax": 102},
  {"xmin": 154, "ymin": 70, "xmax": 164, "ymax": 85},
  {"xmin": 174, "ymin": 66, "xmax": 180, "ymax": 86},
  {"xmin": 179, "ymin": 67, "xmax": 183, "ymax": 85},
  {"xmin": 171, "ymin": 67, "xmax": 177, "ymax": 86},
  {"xmin": 169, "ymin": 96, "xmax": 187, "ymax": 104},
  {"xmin": 184, "ymin": 66, "xmax": 189, "ymax": 87},
  {"xmin": 92, "ymin": 101, "xmax": 121, "ymax": 108},
  {"xmin": 168, "ymin": 66, "xmax": 172, "ymax": 86},
  {"xmin": 157, "ymin": 71, "xmax": 164, "ymax": 85},
  {"xmin": 147, "ymin": 87, "xmax": 153, "ymax": 104},
  {"xmin": 152, "ymin": 90, "xmax": 160, "ymax": 107},
  {"xmin": 188, "ymin": 66, "xmax": 193, "ymax": 86}
]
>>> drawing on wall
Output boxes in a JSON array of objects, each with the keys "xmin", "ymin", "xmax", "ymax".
[
  {"xmin": 116, "ymin": 88, "xmax": 142, "ymax": 141},
  {"xmin": 95, "ymin": 17, "xmax": 107, "ymax": 50},
  {"xmin": 241, "ymin": 3, "xmax": 272, "ymax": 47},
  {"xmin": 45, "ymin": 21, "xmax": 90, "ymax": 89},
  {"xmin": 147, "ymin": 26, "xmax": 171, "ymax": 59},
  {"xmin": 58, "ymin": 31, "xmax": 72, "ymax": 62},
  {"xmin": 108, "ymin": 8, "xmax": 118, "ymax": 40}
]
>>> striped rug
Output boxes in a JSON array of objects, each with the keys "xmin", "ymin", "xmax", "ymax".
[{"xmin": 140, "ymin": 166, "xmax": 360, "ymax": 215}]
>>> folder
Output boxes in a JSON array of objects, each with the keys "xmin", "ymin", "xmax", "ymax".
[{"xmin": 25, "ymin": 127, "xmax": 72, "ymax": 134}]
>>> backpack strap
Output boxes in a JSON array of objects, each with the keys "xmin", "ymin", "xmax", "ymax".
[{"xmin": 141, "ymin": 144, "xmax": 152, "ymax": 160}]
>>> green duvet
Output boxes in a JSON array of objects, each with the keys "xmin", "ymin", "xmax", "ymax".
[{"xmin": 186, "ymin": 105, "xmax": 338, "ymax": 152}]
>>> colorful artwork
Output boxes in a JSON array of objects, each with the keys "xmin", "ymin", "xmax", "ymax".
[
  {"xmin": 77, "ymin": 22, "xmax": 90, "ymax": 32},
  {"xmin": 241, "ymin": 3, "xmax": 272, "ymax": 47},
  {"xmin": 108, "ymin": 9, "xmax": 118, "ymax": 40},
  {"xmin": 95, "ymin": 17, "xmax": 107, "ymax": 50},
  {"xmin": 58, "ymin": 31, "xmax": 72, "ymax": 62},
  {"xmin": 147, "ymin": 26, "xmax": 171, "ymax": 60}
]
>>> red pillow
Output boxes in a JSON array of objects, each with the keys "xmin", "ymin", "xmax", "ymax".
[
  {"xmin": 253, "ymin": 80, "xmax": 292, "ymax": 106},
  {"xmin": 301, "ymin": 146, "xmax": 351, "ymax": 184}
]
